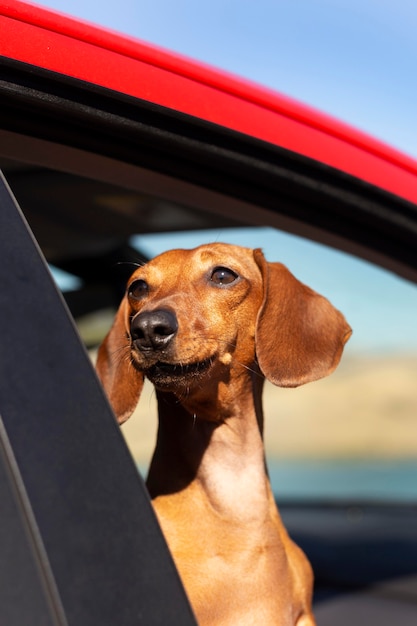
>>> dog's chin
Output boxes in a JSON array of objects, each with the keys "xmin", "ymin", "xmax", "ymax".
[{"xmin": 143, "ymin": 356, "xmax": 215, "ymax": 390}]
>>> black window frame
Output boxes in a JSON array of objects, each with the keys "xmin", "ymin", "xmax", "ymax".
[{"xmin": 1, "ymin": 56, "xmax": 417, "ymax": 284}]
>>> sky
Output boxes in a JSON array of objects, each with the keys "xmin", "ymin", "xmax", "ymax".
[
  {"xmin": 35, "ymin": 0, "xmax": 417, "ymax": 353},
  {"xmin": 34, "ymin": 0, "xmax": 417, "ymax": 159}
]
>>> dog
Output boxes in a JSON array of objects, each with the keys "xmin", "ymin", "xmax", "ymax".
[{"xmin": 96, "ymin": 242, "xmax": 351, "ymax": 625}]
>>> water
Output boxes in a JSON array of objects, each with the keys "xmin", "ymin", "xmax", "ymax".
[
  {"xmin": 139, "ymin": 459, "xmax": 417, "ymax": 503},
  {"xmin": 268, "ymin": 459, "xmax": 417, "ymax": 503}
]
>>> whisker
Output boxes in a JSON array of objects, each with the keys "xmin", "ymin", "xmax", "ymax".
[
  {"xmin": 232, "ymin": 360, "xmax": 263, "ymax": 379},
  {"xmin": 115, "ymin": 260, "xmax": 146, "ymax": 269},
  {"xmin": 109, "ymin": 345, "xmax": 129, "ymax": 359},
  {"xmin": 148, "ymin": 386, "xmax": 157, "ymax": 409}
]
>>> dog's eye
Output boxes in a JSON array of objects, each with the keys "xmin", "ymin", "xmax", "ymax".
[
  {"xmin": 210, "ymin": 267, "xmax": 238, "ymax": 286},
  {"xmin": 128, "ymin": 279, "xmax": 148, "ymax": 299}
]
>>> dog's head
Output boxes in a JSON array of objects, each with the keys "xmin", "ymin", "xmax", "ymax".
[{"xmin": 96, "ymin": 243, "xmax": 351, "ymax": 423}]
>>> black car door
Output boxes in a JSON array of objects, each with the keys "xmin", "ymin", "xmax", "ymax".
[{"xmin": 0, "ymin": 172, "xmax": 197, "ymax": 625}]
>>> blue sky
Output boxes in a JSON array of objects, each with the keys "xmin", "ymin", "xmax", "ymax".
[
  {"xmin": 35, "ymin": 0, "xmax": 417, "ymax": 159},
  {"xmin": 36, "ymin": 0, "xmax": 417, "ymax": 353}
]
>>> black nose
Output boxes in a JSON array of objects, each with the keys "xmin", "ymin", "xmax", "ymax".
[{"xmin": 131, "ymin": 309, "xmax": 178, "ymax": 351}]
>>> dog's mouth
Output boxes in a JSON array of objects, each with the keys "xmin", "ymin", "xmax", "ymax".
[{"xmin": 144, "ymin": 356, "xmax": 215, "ymax": 388}]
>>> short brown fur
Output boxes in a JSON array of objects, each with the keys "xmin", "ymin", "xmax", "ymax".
[{"xmin": 96, "ymin": 243, "xmax": 351, "ymax": 625}]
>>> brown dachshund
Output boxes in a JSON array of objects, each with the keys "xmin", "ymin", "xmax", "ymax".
[{"xmin": 96, "ymin": 243, "xmax": 351, "ymax": 626}]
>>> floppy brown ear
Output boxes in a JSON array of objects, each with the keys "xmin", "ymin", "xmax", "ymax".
[
  {"xmin": 96, "ymin": 298, "xmax": 144, "ymax": 423},
  {"xmin": 254, "ymin": 249, "xmax": 351, "ymax": 387}
]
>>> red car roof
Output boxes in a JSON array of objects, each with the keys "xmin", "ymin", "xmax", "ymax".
[{"xmin": 2, "ymin": 0, "xmax": 417, "ymax": 206}]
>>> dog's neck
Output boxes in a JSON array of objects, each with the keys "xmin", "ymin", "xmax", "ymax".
[{"xmin": 146, "ymin": 368, "xmax": 274, "ymax": 521}]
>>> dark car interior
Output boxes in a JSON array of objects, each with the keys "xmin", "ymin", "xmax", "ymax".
[{"xmin": 1, "ymin": 56, "xmax": 416, "ymax": 624}]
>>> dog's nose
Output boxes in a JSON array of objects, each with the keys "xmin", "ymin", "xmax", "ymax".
[{"xmin": 131, "ymin": 309, "xmax": 178, "ymax": 351}]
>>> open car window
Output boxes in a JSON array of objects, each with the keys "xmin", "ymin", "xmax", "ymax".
[{"xmin": 2, "ymin": 153, "xmax": 416, "ymax": 624}]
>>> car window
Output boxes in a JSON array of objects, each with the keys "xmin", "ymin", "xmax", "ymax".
[
  {"xmin": 3, "ymin": 149, "xmax": 416, "ymax": 626},
  {"xmin": 3, "ymin": 161, "xmax": 417, "ymax": 506}
]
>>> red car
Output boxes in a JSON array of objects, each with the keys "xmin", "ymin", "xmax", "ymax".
[{"xmin": 1, "ymin": 1, "xmax": 417, "ymax": 624}]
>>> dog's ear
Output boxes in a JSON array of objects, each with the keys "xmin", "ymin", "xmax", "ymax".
[
  {"xmin": 96, "ymin": 298, "xmax": 144, "ymax": 423},
  {"xmin": 254, "ymin": 249, "xmax": 351, "ymax": 387}
]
